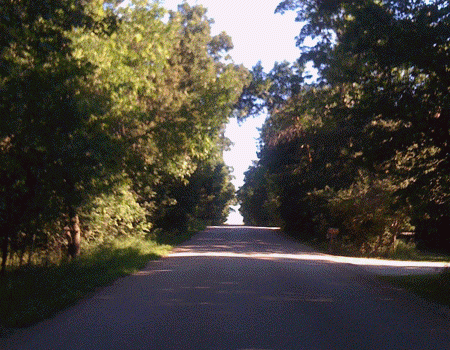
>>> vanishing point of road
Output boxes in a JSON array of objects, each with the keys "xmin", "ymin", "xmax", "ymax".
[{"xmin": 3, "ymin": 226, "xmax": 450, "ymax": 349}]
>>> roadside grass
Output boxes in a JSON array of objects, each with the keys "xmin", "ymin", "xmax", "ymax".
[
  {"xmin": 304, "ymin": 237, "xmax": 450, "ymax": 262},
  {"xmin": 379, "ymin": 269, "xmax": 450, "ymax": 307},
  {"xmin": 384, "ymin": 241, "xmax": 450, "ymax": 262},
  {"xmin": 0, "ymin": 237, "xmax": 172, "ymax": 331},
  {"xmin": 301, "ymin": 236, "xmax": 450, "ymax": 307}
]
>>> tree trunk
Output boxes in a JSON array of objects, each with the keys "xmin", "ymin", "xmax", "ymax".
[
  {"xmin": 67, "ymin": 207, "xmax": 81, "ymax": 258},
  {"xmin": 28, "ymin": 234, "xmax": 36, "ymax": 265},
  {"xmin": 1, "ymin": 235, "xmax": 9, "ymax": 274}
]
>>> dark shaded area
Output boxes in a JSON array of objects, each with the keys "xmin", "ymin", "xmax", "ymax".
[
  {"xmin": 381, "ymin": 269, "xmax": 450, "ymax": 307},
  {"xmin": 0, "ymin": 244, "xmax": 161, "ymax": 329},
  {"xmin": 239, "ymin": 0, "xmax": 450, "ymax": 254}
]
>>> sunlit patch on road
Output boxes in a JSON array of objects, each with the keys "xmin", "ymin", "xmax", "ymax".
[
  {"xmin": 168, "ymin": 249, "xmax": 449, "ymax": 275},
  {"xmin": 166, "ymin": 225, "xmax": 450, "ymax": 276},
  {"xmin": 132, "ymin": 269, "xmax": 173, "ymax": 276},
  {"xmin": 207, "ymin": 226, "xmax": 281, "ymax": 230}
]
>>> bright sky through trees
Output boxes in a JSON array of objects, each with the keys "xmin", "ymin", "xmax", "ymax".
[{"xmin": 161, "ymin": 0, "xmax": 302, "ymax": 224}]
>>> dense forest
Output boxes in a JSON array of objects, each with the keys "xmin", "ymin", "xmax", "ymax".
[
  {"xmin": 238, "ymin": 0, "xmax": 450, "ymax": 255},
  {"xmin": 0, "ymin": 0, "xmax": 249, "ymax": 271}
]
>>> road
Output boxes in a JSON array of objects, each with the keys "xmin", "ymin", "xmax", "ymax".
[{"xmin": 2, "ymin": 226, "xmax": 450, "ymax": 349}]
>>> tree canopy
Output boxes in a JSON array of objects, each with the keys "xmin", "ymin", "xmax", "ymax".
[
  {"xmin": 0, "ymin": 0, "xmax": 249, "ymax": 271},
  {"xmin": 239, "ymin": 0, "xmax": 450, "ymax": 254}
]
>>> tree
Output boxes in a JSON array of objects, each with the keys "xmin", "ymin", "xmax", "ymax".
[
  {"xmin": 0, "ymin": 0, "xmax": 120, "ymax": 269},
  {"xmin": 153, "ymin": 156, "xmax": 236, "ymax": 232},
  {"xmin": 240, "ymin": 0, "xmax": 450, "ymax": 252},
  {"xmin": 275, "ymin": 0, "xmax": 450, "ymax": 251},
  {"xmin": 237, "ymin": 163, "xmax": 281, "ymax": 227},
  {"xmin": 1, "ymin": 0, "xmax": 250, "ymax": 269}
]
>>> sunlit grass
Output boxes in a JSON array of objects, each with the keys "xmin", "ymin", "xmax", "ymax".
[{"xmin": 0, "ymin": 237, "xmax": 172, "ymax": 331}]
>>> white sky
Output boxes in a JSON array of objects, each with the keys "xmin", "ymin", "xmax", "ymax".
[{"xmin": 160, "ymin": 0, "xmax": 303, "ymax": 224}]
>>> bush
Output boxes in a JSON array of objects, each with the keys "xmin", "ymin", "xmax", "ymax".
[
  {"xmin": 80, "ymin": 180, "xmax": 151, "ymax": 244},
  {"xmin": 320, "ymin": 172, "xmax": 413, "ymax": 256}
]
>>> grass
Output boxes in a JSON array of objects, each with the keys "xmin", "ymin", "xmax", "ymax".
[
  {"xmin": 380, "ymin": 270, "xmax": 450, "ymax": 307},
  {"xmin": 384, "ymin": 240, "xmax": 450, "ymax": 262},
  {"xmin": 304, "ymin": 237, "xmax": 450, "ymax": 262},
  {"xmin": 0, "ymin": 237, "xmax": 173, "ymax": 332},
  {"xmin": 302, "ymin": 236, "xmax": 450, "ymax": 307}
]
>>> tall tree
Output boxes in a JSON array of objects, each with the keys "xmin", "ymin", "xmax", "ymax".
[
  {"xmin": 280, "ymin": 0, "xmax": 450, "ymax": 250},
  {"xmin": 241, "ymin": 0, "xmax": 450, "ymax": 251},
  {"xmin": 0, "ymin": 0, "xmax": 120, "ymax": 267},
  {"xmin": 71, "ymin": 1, "xmax": 250, "ymax": 232},
  {"xmin": 1, "ymin": 0, "xmax": 251, "ymax": 269}
]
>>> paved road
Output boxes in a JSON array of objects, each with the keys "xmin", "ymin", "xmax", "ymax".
[{"xmin": 3, "ymin": 226, "xmax": 450, "ymax": 349}]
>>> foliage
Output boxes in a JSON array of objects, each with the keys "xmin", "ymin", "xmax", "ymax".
[
  {"xmin": 322, "ymin": 172, "xmax": 413, "ymax": 256},
  {"xmin": 0, "ymin": 0, "xmax": 120, "ymax": 266},
  {"xmin": 237, "ymin": 163, "xmax": 282, "ymax": 227},
  {"xmin": 71, "ymin": 1, "xmax": 249, "ymax": 177},
  {"xmin": 80, "ymin": 179, "xmax": 151, "ymax": 243},
  {"xmin": 153, "ymin": 157, "xmax": 236, "ymax": 233},
  {"xmin": 71, "ymin": 0, "xmax": 249, "ymax": 233},
  {"xmin": 0, "ymin": 0, "xmax": 250, "ymax": 270},
  {"xmin": 236, "ymin": 60, "xmax": 303, "ymax": 119},
  {"xmin": 239, "ymin": 0, "xmax": 450, "ymax": 254}
]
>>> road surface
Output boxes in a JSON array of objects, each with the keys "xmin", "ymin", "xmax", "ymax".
[{"xmin": 2, "ymin": 226, "xmax": 450, "ymax": 349}]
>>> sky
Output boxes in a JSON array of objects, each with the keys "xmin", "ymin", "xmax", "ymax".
[{"xmin": 160, "ymin": 0, "xmax": 303, "ymax": 224}]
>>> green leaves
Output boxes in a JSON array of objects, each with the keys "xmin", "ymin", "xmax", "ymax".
[
  {"xmin": 239, "ymin": 0, "xmax": 450, "ymax": 253},
  {"xmin": 1, "ymin": 0, "xmax": 249, "ymax": 266}
]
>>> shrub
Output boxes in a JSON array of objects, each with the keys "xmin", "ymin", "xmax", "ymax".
[
  {"xmin": 322, "ymin": 172, "xmax": 413, "ymax": 256},
  {"xmin": 80, "ymin": 181, "xmax": 151, "ymax": 244}
]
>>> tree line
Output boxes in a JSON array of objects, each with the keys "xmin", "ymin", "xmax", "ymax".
[
  {"xmin": 0, "ymin": 0, "xmax": 250, "ymax": 271},
  {"xmin": 238, "ymin": 0, "xmax": 450, "ymax": 255}
]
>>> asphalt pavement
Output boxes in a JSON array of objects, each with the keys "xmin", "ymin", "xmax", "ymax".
[{"xmin": 2, "ymin": 226, "xmax": 450, "ymax": 350}]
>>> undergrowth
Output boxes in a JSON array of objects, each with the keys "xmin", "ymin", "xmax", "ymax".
[{"xmin": 304, "ymin": 237, "xmax": 450, "ymax": 262}]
